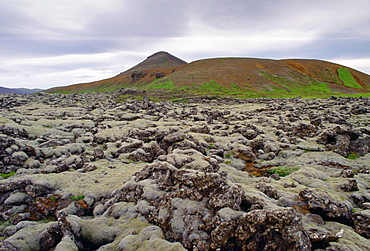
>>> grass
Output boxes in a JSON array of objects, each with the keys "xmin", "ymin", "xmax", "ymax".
[
  {"xmin": 341, "ymin": 92, "xmax": 370, "ymax": 98},
  {"xmin": 143, "ymin": 78, "xmax": 261, "ymax": 99},
  {"xmin": 192, "ymin": 80, "xmax": 255, "ymax": 96},
  {"xmin": 267, "ymin": 166, "xmax": 300, "ymax": 177},
  {"xmin": 260, "ymin": 71, "xmax": 336, "ymax": 98},
  {"xmin": 230, "ymin": 83, "xmax": 239, "ymax": 90},
  {"xmin": 49, "ymin": 65, "xmax": 369, "ymax": 99},
  {"xmin": 0, "ymin": 171, "xmax": 16, "ymax": 179},
  {"xmin": 146, "ymin": 80, "xmax": 177, "ymax": 89},
  {"xmin": 313, "ymin": 69, "xmax": 342, "ymax": 85},
  {"xmin": 337, "ymin": 67, "xmax": 363, "ymax": 89}
]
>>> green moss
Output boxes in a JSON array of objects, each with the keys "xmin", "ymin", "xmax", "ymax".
[
  {"xmin": 267, "ymin": 166, "xmax": 300, "ymax": 177},
  {"xmin": 71, "ymin": 195, "xmax": 85, "ymax": 200},
  {"xmin": 0, "ymin": 171, "xmax": 16, "ymax": 179},
  {"xmin": 346, "ymin": 152, "xmax": 361, "ymax": 160},
  {"xmin": 224, "ymin": 152, "xmax": 235, "ymax": 158},
  {"xmin": 337, "ymin": 67, "xmax": 363, "ymax": 89},
  {"xmin": 50, "ymin": 196, "xmax": 59, "ymax": 202}
]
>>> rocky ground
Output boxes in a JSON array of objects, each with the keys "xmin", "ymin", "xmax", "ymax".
[{"xmin": 0, "ymin": 93, "xmax": 369, "ymax": 251}]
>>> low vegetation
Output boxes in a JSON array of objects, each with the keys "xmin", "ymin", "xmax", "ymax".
[
  {"xmin": 71, "ymin": 195, "xmax": 85, "ymax": 201},
  {"xmin": 346, "ymin": 152, "xmax": 361, "ymax": 160},
  {"xmin": 267, "ymin": 166, "xmax": 300, "ymax": 177},
  {"xmin": 0, "ymin": 171, "xmax": 16, "ymax": 179},
  {"xmin": 337, "ymin": 67, "xmax": 363, "ymax": 89},
  {"xmin": 45, "ymin": 52, "xmax": 370, "ymax": 98},
  {"xmin": 260, "ymin": 71, "xmax": 336, "ymax": 98}
]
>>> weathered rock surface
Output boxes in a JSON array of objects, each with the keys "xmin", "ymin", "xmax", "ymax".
[{"xmin": 0, "ymin": 93, "xmax": 369, "ymax": 250}]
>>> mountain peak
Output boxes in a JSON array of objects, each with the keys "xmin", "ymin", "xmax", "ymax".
[
  {"xmin": 146, "ymin": 51, "xmax": 172, "ymax": 58},
  {"xmin": 120, "ymin": 51, "xmax": 187, "ymax": 75}
]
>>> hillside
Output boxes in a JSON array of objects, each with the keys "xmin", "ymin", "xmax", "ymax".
[{"xmin": 45, "ymin": 52, "xmax": 370, "ymax": 99}]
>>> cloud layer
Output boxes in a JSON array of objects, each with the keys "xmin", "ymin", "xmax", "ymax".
[{"xmin": 1, "ymin": 0, "xmax": 369, "ymax": 88}]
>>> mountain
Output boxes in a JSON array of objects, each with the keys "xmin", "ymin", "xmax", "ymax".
[
  {"xmin": 14, "ymin": 88, "xmax": 43, "ymax": 94},
  {"xmin": 118, "ymin": 51, "xmax": 187, "ymax": 74},
  {"xmin": 45, "ymin": 51, "xmax": 187, "ymax": 94},
  {"xmin": 0, "ymin": 87, "xmax": 43, "ymax": 94},
  {"xmin": 45, "ymin": 52, "xmax": 370, "ymax": 99}
]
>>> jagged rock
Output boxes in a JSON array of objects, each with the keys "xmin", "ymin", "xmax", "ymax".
[
  {"xmin": 310, "ymin": 115, "xmax": 323, "ymax": 126},
  {"xmin": 351, "ymin": 103, "xmax": 369, "ymax": 115},
  {"xmin": 154, "ymin": 72, "xmax": 165, "ymax": 78},
  {"xmin": 317, "ymin": 126, "xmax": 367, "ymax": 157},
  {"xmin": 0, "ymin": 125, "xmax": 28, "ymax": 138},
  {"xmin": 92, "ymin": 148, "xmax": 105, "ymax": 160},
  {"xmin": 81, "ymin": 163, "xmax": 97, "ymax": 172},
  {"xmin": 352, "ymin": 210, "xmax": 370, "ymax": 238},
  {"xmin": 340, "ymin": 169, "xmax": 355, "ymax": 178},
  {"xmin": 209, "ymin": 208, "xmax": 311, "ymax": 251},
  {"xmin": 255, "ymin": 182, "xmax": 279, "ymax": 199},
  {"xmin": 158, "ymin": 149, "xmax": 219, "ymax": 172},
  {"xmin": 233, "ymin": 124, "xmax": 263, "ymax": 140},
  {"xmin": 130, "ymin": 71, "xmax": 147, "ymax": 81},
  {"xmin": 39, "ymin": 225, "xmax": 62, "ymax": 250},
  {"xmin": 0, "ymin": 94, "xmax": 369, "ymax": 250},
  {"xmin": 307, "ymin": 228, "xmax": 340, "ymax": 249},
  {"xmin": 105, "ymin": 161, "xmax": 311, "ymax": 250},
  {"xmin": 349, "ymin": 135, "xmax": 370, "ymax": 156},
  {"xmin": 163, "ymin": 131, "xmax": 185, "ymax": 143},
  {"xmin": 117, "ymin": 139, "xmax": 144, "ymax": 154},
  {"xmin": 340, "ymin": 179, "xmax": 359, "ymax": 192},
  {"xmin": 299, "ymin": 189, "xmax": 352, "ymax": 223},
  {"xmin": 190, "ymin": 124, "xmax": 210, "ymax": 134},
  {"xmin": 128, "ymin": 141, "xmax": 165, "ymax": 163},
  {"xmin": 234, "ymin": 146, "xmax": 257, "ymax": 162},
  {"xmin": 166, "ymin": 138, "xmax": 206, "ymax": 155}
]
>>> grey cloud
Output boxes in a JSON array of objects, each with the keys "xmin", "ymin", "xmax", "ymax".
[
  {"xmin": 188, "ymin": 0, "xmax": 370, "ymax": 38},
  {"xmin": 303, "ymin": 37, "xmax": 370, "ymax": 59},
  {"xmin": 0, "ymin": 0, "xmax": 370, "ymax": 89},
  {"xmin": 83, "ymin": 0, "xmax": 190, "ymax": 37},
  {"xmin": 0, "ymin": 0, "xmax": 190, "ymax": 57}
]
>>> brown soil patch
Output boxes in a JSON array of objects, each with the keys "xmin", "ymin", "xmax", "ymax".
[{"xmin": 243, "ymin": 162, "xmax": 268, "ymax": 176}]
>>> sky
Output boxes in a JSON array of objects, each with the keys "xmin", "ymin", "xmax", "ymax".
[{"xmin": 1, "ymin": 0, "xmax": 369, "ymax": 89}]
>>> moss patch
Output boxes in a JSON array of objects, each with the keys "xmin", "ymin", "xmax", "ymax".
[
  {"xmin": 346, "ymin": 152, "xmax": 361, "ymax": 160},
  {"xmin": 337, "ymin": 67, "xmax": 363, "ymax": 89},
  {"xmin": 267, "ymin": 166, "xmax": 300, "ymax": 177},
  {"xmin": 0, "ymin": 171, "xmax": 16, "ymax": 179}
]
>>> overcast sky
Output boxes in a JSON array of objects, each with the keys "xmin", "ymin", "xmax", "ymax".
[{"xmin": 1, "ymin": 0, "xmax": 369, "ymax": 89}]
